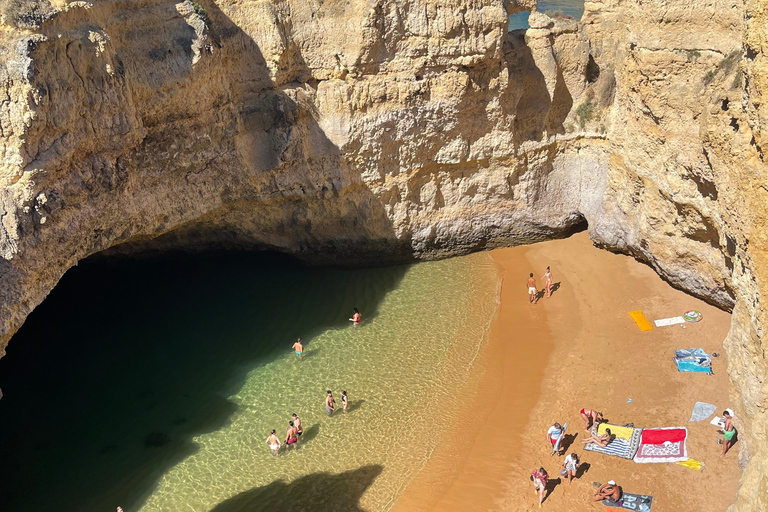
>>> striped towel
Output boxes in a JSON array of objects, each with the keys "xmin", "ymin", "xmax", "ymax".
[{"xmin": 584, "ymin": 424, "xmax": 643, "ymax": 460}]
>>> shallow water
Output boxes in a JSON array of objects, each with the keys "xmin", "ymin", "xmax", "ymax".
[
  {"xmin": 0, "ymin": 250, "xmax": 498, "ymax": 512},
  {"xmin": 509, "ymin": 0, "xmax": 585, "ymax": 30}
]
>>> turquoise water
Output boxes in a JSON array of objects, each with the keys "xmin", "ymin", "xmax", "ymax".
[
  {"xmin": 0, "ymin": 250, "xmax": 498, "ymax": 511},
  {"xmin": 509, "ymin": 0, "xmax": 585, "ymax": 30}
]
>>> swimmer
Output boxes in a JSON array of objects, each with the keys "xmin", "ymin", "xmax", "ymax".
[
  {"xmin": 292, "ymin": 413, "xmax": 303, "ymax": 436},
  {"xmin": 292, "ymin": 338, "xmax": 303, "ymax": 359},
  {"xmin": 285, "ymin": 421, "xmax": 299, "ymax": 448},
  {"xmin": 542, "ymin": 266, "xmax": 553, "ymax": 298},
  {"xmin": 341, "ymin": 390, "xmax": 348, "ymax": 413},
  {"xmin": 266, "ymin": 429, "xmax": 281, "ymax": 455},
  {"xmin": 325, "ymin": 390, "xmax": 336, "ymax": 416},
  {"xmin": 527, "ymin": 273, "xmax": 537, "ymax": 303},
  {"xmin": 349, "ymin": 307, "xmax": 362, "ymax": 324}
]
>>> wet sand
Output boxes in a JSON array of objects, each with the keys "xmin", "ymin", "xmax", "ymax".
[{"xmin": 393, "ymin": 232, "xmax": 740, "ymax": 512}]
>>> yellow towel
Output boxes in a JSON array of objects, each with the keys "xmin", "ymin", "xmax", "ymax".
[
  {"xmin": 629, "ymin": 310, "xmax": 654, "ymax": 331},
  {"xmin": 598, "ymin": 423, "xmax": 634, "ymax": 440},
  {"xmin": 677, "ymin": 458, "xmax": 704, "ymax": 470}
]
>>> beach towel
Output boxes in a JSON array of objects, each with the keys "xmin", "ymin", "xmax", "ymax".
[
  {"xmin": 689, "ymin": 402, "xmax": 717, "ymax": 422},
  {"xmin": 603, "ymin": 492, "xmax": 654, "ymax": 511},
  {"xmin": 634, "ymin": 427, "xmax": 688, "ymax": 463},
  {"xmin": 674, "ymin": 348, "xmax": 712, "ymax": 374},
  {"xmin": 654, "ymin": 316, "xmax": 686, "ymax": 327},
  {"xmin": 629, "ymin": 310, "xmax": 653, "ymax": 331},
  {"xmin": 710, "ymin": 416, "xmax": 726, "ymax": 428},
  {"xmin": 584, "ymin": 423, "xmax": 643, "ymax": 460},
  {"xmin": 677, "ymin": 458, "xmax": 704, "ymax": 470}
]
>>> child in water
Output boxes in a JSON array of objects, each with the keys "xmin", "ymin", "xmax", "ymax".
[
  {"xmin": 341, "ymin": 390, "xmax": 348, "ymax": 413},
  {"xmin": 349, "ymin": 307, "xmax": 362, "ymax": 324}
]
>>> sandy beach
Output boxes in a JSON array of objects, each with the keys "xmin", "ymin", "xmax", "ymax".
[{"xmin": 393, "ymin": 231, "xmax": 740, "ymax": 512}]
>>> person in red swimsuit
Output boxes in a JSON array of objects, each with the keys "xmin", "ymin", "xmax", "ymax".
[
  {"xmin": 285, "ymin": 421, "xmax": 299, "ymax": 448},
  {"xmin": 580, "ymin": 408, "xmax": 604, "ymax": 431},
  {"xmin": 349, "ymin": 307, "xmax": 362, "ymax": 324}
]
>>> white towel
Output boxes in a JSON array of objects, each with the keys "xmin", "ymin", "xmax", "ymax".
[{"xmin": 654, "ymin": 316, "xmax": 686, "ymax": 327}]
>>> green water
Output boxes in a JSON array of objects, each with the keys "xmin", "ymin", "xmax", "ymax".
[
  {"xmin": 0, "ymin": 250, "xmax": 498, "ymax": 511},
  {"xmin": 509, "ymin": 0, "xmax": 585, "ymax": 30}
]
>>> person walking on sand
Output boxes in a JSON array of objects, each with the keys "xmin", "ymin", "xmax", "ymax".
[
  {"xmin": 266, "ymin": 429, "xmax": 281, "ymax": 455},
  {"xmin": 285, "ymin": 421, "xmax": 299, "ymax": 448},
  {"xmin": 721, "ymin": 410, "xmax": 736, "ymax": 457},
  {"xmin": 325, "ymin": 390, "xmax": 336, "ymax": 415},
  {"xmin": 530, "ymin": 467, "xmax": 549, "ymax": 508},
  {"xmin": 580, "ymin": 408, "xmax": 604, "ymax": 431},
  {"xmin": 546, "ymin": 422, "xmax": 563, "ymax": 449},
  {"xmin": 349, "ymin": 307, "xmax": 362, "ymax": 324},
  {"xmin": 561, "ymin": 453, "xmax": 579, "ymax": 484},
  {"xmin": 528, "ymin": 273, "xmax": 538, "ymax": 303},
  {"xmin": 593, "ymin": 480, "xmax": 623, "ymax": 505},
  {"xmin": 341, "ymin": 390, "xmax": 348, "ymax": 413},
  {"xmin": 292, "ymin": 338, "xmax": 303, "ymax": 359},
  {"xmin": 292, "ymin": 413, "xmax": 303, "ymax": 436},
  {"xmin": 542, "ymin": 266, "xmax": 553, "ymax": 298}
]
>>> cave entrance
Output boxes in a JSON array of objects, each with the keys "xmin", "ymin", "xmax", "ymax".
[{"xmin": 508, "ymin": 0, "xmax": 585, "ymax": 31}]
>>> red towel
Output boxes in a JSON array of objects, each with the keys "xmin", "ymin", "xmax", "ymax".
[{"xmin": 641, "ymin": 428, "xmax": 686, "ymax": 444}]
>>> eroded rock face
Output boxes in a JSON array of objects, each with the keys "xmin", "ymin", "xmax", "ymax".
[{"xmin": 0, "ymin": 0, "xmax": 765, "ymax": 509}]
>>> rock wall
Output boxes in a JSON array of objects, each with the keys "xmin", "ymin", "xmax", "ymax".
[{"xmin": 0, "ymin": 0, "xmax": 765, "ymax": 509}]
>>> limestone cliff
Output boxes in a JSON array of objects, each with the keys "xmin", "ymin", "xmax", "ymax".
[{"xmin": 0, "ymin": 0, "xmax": 765, "ymax": 509}]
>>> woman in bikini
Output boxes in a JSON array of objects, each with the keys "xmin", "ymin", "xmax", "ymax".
[
  {"xmin": 580, "ymin": 408, "xmax": 604, "ymax": 431},
  {"xmin": 349, "ymin": 307, "xmax": 362, "ymax": 324},
  {"xmin": 582, "ymin": 428, "xmax": 612, "ymax": 447},
  {"xmin": 266, "ymin": 429, "xmax": 281, "ymax": 456},
  {"xmin": 542, "ymin": 266, "xmax": 553, "ymax": 298},
  {"xmin": 341, "ymin": 390, "xmax": 348, "ymax": 413}
]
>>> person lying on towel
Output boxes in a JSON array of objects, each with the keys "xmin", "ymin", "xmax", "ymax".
[
  {"xmin": 582, "ymin": 428, "xmax": 612, "ymax": 447},
  {"xmin": 593, "ymin": 480, "xmax": 623, "ymax": 505}
]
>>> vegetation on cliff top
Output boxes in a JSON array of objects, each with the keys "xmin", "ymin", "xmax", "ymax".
[{"xmin": 1, "ymin": 0, "xmax": 55, "ymax": 28}]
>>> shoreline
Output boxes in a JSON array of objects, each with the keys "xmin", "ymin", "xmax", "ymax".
[{"xmin": 391, "ymin": 232, "xmax": 740, "ymax": 512}]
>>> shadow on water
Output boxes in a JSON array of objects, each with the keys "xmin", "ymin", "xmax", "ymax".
[
  {"xmin": 0, "ymin": 251, "xmax": 406, "ymax": 512},
  {"xmin": 209, "ymin": 464, "xmax": 383, "ymax": 512}
]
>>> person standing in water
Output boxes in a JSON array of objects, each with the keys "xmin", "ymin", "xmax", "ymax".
[
  {"xmin": 292, "ymin": 338, "xmax": 303, "ymax": 359},
  {"xmin": 285, "ymin": 421, "xmax": 299, "ymax": 448},
  {"xmin": 325, "ymin": 390, "xmax": 336, "ymax": 415},
  {"xmin": 721, "ymin": 410, "xmax": 736, "ymax": 457},
  {"xmin": 341, "ymin": 390, "xmax": 348, "ymax": 413},
  {"xmin": 542, "ymin": 266, "xmax": 553, "ymax": 298},
  {"xmin": 292, "ymin": 413, "xmax": 303, "ymax": 436},
  {"xmin": 349, "ymin": 307, "xmax": 362, "ymax": 324},
  {"xmin": 266, "ymin": 429, "xmax": 281, "ymax": 455},
  {"xmin": 527, "ymin": 273, "xmax": 537, "ymax": 303}
]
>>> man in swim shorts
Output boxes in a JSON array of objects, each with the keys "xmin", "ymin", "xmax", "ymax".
[
  {"xmin": 593, "ymin": 480, "xmax": 623, "ymax": 505},
  {"xmin": 285, "ymin": 421, "xmax": 299, "ymax": 448},
  {"xmin": 546, "ymin": 422, "xmax": 563, "ymax": 452},
  {"xmin": 325, "ymin": 390, "xmax": 336, "ymax": 416},
  {"xmin": 721, "ymin": 410, "xmax": 736, "ymax": 457},
  {"xmin": 292, "ymin": 338, "xmax": 303, "ymax": 359},
  {"xmin": 266, "ymin": 429, "xmax": 281, "ymax": 456},
  {"xmin": 528, "ymin": 273, "xmax": 537, "ymax": 303}
]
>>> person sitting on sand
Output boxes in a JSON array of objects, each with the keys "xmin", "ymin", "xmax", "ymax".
[
  {"xmin": 325, "ymin": 390, "xmax": 336, "ymax": 415},
  {"xmin": 292, "ymin": 413, "xmax": 303, "ymax": 436},
  {"xmin": 579, "ymin": 408, "xmax": 604, "ymax": 431},
  {"xmin": 721, "ymin": 409, "xmax": 736, "ymax": 457},
  {"xmin": 266, "ymin": 429, "xmax": 281, "ymax": 455},
  {"xmin": 593, "ymin": 480, "xmax": 623, "ymax": 505},
  {"xmin": 292, "ymin": 338, "xmax": 303, "ymax": 359},
  {"xmin": 285, "ymin": 421, "xmax": 299, "ymax": 448},
  {"xmin": 561, "ymin": 453, "xmax": 580, "ymax": 485},
  {"xmin": 527, "ymin": 273, "xmax": 537, "ymax": 303},
  {"xmin": 542, "ymin": 266, "xmax": 553, "ymax": 298},
  {"xmin": 546, "ymin": 422, "xmax": 563, "ymax": 449},
  {"xmin": 349, "ymin": 307, "xmax": 362, "ymax": 323},
  {"xmin": 530, "ymin": 467, "xmax": 549, "ymax": 508},
  {"xmin": 582, "ymin": 428, "xmax": 612, "ymax": 447}
]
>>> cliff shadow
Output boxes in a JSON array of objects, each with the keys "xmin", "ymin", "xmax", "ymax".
[
  {"xmin": 209, "ymin": 464, "xmax": 383, "ymax": 512},
  {"xmin": 0, "ymin": 250, "xmax": 405, "ymax": 512}
]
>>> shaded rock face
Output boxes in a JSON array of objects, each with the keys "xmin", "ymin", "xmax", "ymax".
[{"xmin": 0, "ymin": 0, "xmax": 765, "ymax": 509}]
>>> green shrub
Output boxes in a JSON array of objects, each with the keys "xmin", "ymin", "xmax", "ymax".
[
  {"xmin": 685, "ymin": 49, "xmax": 701, "ymax": 60},
  {"xmin": 704, "ymin": 69, "xmax": 716, "ymax": 84},
  {"xmin": 576, "ymin": 99, "xmax": 595, "ymax": 129},
  {"xmin": 191, "ymin": 1, "xmax": 208, "ymax": 23},
  {"xmin": 3, "ymin": 0, "xmax": 54, "ymax": 28}
]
